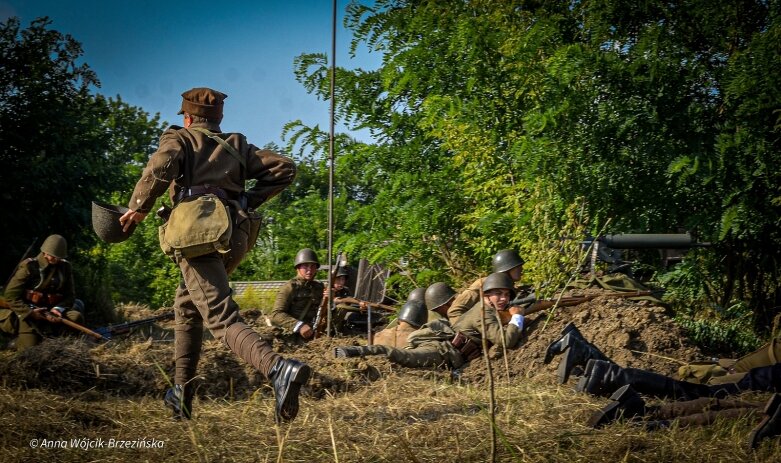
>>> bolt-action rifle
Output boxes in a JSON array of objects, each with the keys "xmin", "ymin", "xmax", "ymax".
[
  {"xmin": 497, "ymin": 290, "xmax": 655, "ymax": 324},
  {"xmin": 581, "ymin": 233, "xmax": 709, "ymax": 275},
  {"xmin": 0, "ymin": 297, "xmax": 108, "ymax": 341},
  {"xmin": 313, "ymin": 251, "xmax": 343, "ymax": 338},
  {"xmin": 93, "ymin": 311, "xmax": 174, "ymax": 340},
  {"xmin": 332, "ymin": 297, "xmax": 396, "ymax": 313}
]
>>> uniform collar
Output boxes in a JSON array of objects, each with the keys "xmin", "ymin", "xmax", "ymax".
[{"xmin": 189, "ymin": 121, "xmax": 222, "ymax": 133}]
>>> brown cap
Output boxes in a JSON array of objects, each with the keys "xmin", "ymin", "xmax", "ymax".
[{"xmin": 178, "ymin": 87, "xmax": 227, "ymax": 120}]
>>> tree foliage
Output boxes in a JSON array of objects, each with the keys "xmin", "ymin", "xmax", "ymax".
[{"xmin": 287, "ymin": 0, "xmax": 781, "ymax": 326}]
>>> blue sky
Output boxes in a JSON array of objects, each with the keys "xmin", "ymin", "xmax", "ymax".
[{"xmin": 0, "ymin": 0, "xmax": 380, "ymax": 150}]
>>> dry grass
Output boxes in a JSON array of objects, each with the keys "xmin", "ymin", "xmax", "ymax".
[{"xmin": 2, "ymin": 370, "xmax": 780, "ymax": 462}]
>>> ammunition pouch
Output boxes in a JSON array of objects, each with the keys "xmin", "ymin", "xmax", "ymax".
[
  {"xmin": 25, "ymin": 290, "xmax": 64, "ymax": 307},
  {"xmin": 451, "ymin": 331, "xmax": 486, "ymax": 362},
  {"xmin": 159, "ymin": 193, "xmax": 232, "ymax": 260}
]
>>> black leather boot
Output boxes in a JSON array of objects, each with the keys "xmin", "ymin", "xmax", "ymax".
[
  {"xmin": 556, "ymin": 335, "xmax": 611, "ymax": 384},
  {"xmin": 748, "ymin": 393, "xmax": 781, "ymax": 450},
  {"xmin": 268, "ymin": 358, "xmax": 311, "ymax": 423},
  {"xmin": 587, "ymin": 384, "xmax": 647, "ymax": 428},
  {"xmin": 544, "ymin": 322, "xmax": 583, "ymax": 364},
  {"xmin": 577, "ymin": 359, "xmax": 711, "ymax": 400},
  {"xmin": 163, "ymin": 384, "xmax": 193, "ymax": 420}
]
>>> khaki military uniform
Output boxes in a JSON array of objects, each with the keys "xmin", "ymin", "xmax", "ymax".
[
  {"xmin": 128, "ymin": 121, "xmax": 296, "ymax": 386},
  {"xmin": 373, "ymin": 322, "xmax": 417, "ymax": 348},
  {"xmin": 270, "ymin": 277, "xmax": 325, "ymax": 334},
  {"xmin": 446, "ymin": 277, "xmax": 485, "ymax": 324},
  {"xmin": 1, "ymin": 253, "xmax": 84, "ymax": 350},
  {"xmin": 371, "ymin": 302, "xmax": 524, "ymax": 369}
]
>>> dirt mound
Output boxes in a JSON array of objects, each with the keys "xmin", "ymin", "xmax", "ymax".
[{"xmin": 0, "ymin": 289, "xmax": 705, "ymax": 399}]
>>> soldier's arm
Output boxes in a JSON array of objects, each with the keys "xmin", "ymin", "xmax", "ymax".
[
  {"xmin": 127, "ymin": 129, "xmax": 185, "ymax": 213},
  {"xmin": 447, "ymin": 288, "xmax": 478, "ymax": 324},
  {"xmin": 269, "ymin": 282, "xmax": 299, "ymax": 331},
  {"xmin": 3, "ymin": 261, "xmax": 35, "ymax": 319},
  {"xmin": 244, "ymin": 146, "xmax": 296, "ymax": 210}
]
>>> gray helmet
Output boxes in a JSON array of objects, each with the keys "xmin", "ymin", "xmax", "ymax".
[
  {"xmin": 424, "ymin": 282, "xmax": 456, "ymax": 311},
  {"xmin": 406, "ymin": 287, "xmax": 426, "ymax": 303},
  {"xmin": 397, "ymin": 300, "xmax": 427, "ymax": 328},
  {"xmin": 92, "ymin": 201, "xmax": 136, "ymax": 243},
  {"xmin": 335, "ymin": 265, "xmax": 351, "ymax": 278},
  {"xmin": 40, "ymin": 234, "xmax": 68, "ymax": 259},
  {"xmin": 294, "ymin": 248, "xmax": 320, "ymax": 267},
  {"xmin": 482, "ymin": 272, "xmax": 516, "ymax": 299},
  {"xmin": 491, "ymin": 249, "xmax": 525, "ymax": 273}
]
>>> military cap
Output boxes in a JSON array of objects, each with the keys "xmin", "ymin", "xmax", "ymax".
[{"xmin": 178, "ymin": 87, "xmax": 227, "ymax": 120}]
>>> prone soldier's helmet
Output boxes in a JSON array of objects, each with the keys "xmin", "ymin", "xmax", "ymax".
[
  {"xmin": 482, "ymin": 272, "xmax": 516, "ymax": 299},
  {"xmin": 491, "ymin": 249, "xmax": 525, "ymax": 273},
  {"xmin": 397, "ymin": 300, "xmax": 427, "ymax": 329},
  {"xmin": 406, "ymin": 287, "xmax": 426, "ymax": 303},
  {"xmin": 424, "ymin": 282, "xmax": 456, "ymax": 311},
  {"xmin": 294, "ymin": 248, "xmax": 320, "ymax": 267},
  {"xmin": 335, "ymin": 265, "xmax": 351, "ymax": 278},
  {"xmin": 40, "ymin": 234, "xmax": 67, "ymax": 259}
]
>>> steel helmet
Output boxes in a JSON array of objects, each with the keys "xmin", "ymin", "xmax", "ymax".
[
  {"xmin": 491, "ymin": 249, "xmax": 524, "ymax": 273},
  {"xmin": 397, "ymin": 300, "xmax": 427, "ymax": 328},
  {"xmin": 335, "ymin": 265, "xmax": 351, "ymax": 278},
  {"xmin": 482, "ymin": 272, "xmax": 516, "ymax": 299},
  {"xmin": 406, "ymin": 287, "xmax": 426, "ymax": 303},
  {"xmin": 424, "ymin": 282, "xmax": 456, "ymax": 311},
  {"xmin": 294, "ymin": 248, "xmax": 320, "ymax": 267},
  {"xmin": 40, "ymin": 234, "xmax": 68, "ymax": 259}
]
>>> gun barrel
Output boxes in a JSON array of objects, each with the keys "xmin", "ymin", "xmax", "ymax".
[{"xmin": 598, "ymin": 233, "xmax": 707, "ymax": 249}]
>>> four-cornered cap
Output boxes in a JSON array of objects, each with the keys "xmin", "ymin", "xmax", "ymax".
[
  {"xmin": 40, "ymin": 234, "xmax": 67, "ymax": 259},
  {"xmin": 92, "ymin": 201, "xmax": 136, "ymax": 243},
  {"xmin": 178, "ymin": 87, "xmax": 227, "ymax": 120}
]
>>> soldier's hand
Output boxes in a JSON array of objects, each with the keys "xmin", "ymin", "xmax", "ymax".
[
  {"xmin": 509, "ymin": 306, "xmax": 523, "ymax": 316},
  {"xmin": 119, "ymin": 209, "xmax": 148, "ymax": 232},
  {"xmin": 299, "ymin": 324, "xmax": 314, "ymax": 339}
]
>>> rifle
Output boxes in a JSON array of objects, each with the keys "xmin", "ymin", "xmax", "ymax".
[
  {"xmin": 3, "ymin": 237, "xmax": 38, "ymax": 290},
  {"xmin": 313, "ymin": 251, "xmax": 343, "ymax": 338},
  {"xmin": 498, "ymin": 290, "xmax": 655, "ymax": 324},
  {"xmin": 0, "ymin": 297, "xmax": 109, "ymax": 341},
  {"xmin": 334, "ymin": 297, "xmax": 397, "ymax": 313},
  {"xmin": 93, "ymin": 311, "xmax": 174, "ymax": 340}
]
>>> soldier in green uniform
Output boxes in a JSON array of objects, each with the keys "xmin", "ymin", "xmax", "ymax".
[
  {"xmin": 270, "ymin": 248, "xmax": 325, "ymax": 339},
  {"xmin": 334, "ymin": 272, "xmax": 526, "ymax": 369},
  {"xmin": 372, "ymin": 300, "xmax": 427, "ymax": 348},
  {"xmin": 446, "ymin": 249, "xmax": 525, "ymax": 324},
  {"xmin": 1, "ymin": 234, "xmax": 86, "ymax": 350},
  {"xmin": 119, "ymin": 88, "xmax": 310, "ymax": 423}
]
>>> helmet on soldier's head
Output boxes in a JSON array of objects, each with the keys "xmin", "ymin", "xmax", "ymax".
[
  {"xmin": 40, "ymin": 234, "xmax": 67, "ymax": 259},
  {"xmin": 425, "ymin": 282, "xmax": 456, "ymax": 311},
  {"xmin": 491, "ymin": 249, "xmax": 524, "ymax": 273},
  {"xmin": 336, "ymin": 265, "xmax": 351, "ymax": 278},
  {"xmin": 294, "ymin": 248, "xmax": 320, "ymax": 267},
  {"xmin": 482, "ymin": 272, "xmax": 516, "ymax": 299},
  {"xmin": 406, "ymin": 287, "xmax": 426, "ymax": 303},
  {"xmin": 397, "ymin": 300, "xmax": 427, "ymax": 328}
]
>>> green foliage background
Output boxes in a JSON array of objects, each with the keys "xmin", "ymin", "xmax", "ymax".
[{"xmin": 2, "ymin": 2, "xmax": 780, "ymax": 350}]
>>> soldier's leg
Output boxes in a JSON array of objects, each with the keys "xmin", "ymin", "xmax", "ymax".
[
  {"xmin": 181, "ymin": 253, "xmax": 310, "ymax": 422},
  {"xmin": 387, "ymin": 342, "xmax": 465, "ymax": 369},
  {"xmin": 732, "ymin": 340, "xmax": 781, "ymax": 373},
  {"xmin": 15, "ymin": 316, "xmax": 41, "ymax": 351}
]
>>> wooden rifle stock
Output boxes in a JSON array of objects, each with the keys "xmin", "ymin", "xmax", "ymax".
[
  {"xmin": 0, "ymin": 297, "xmax": 108, "ymax": 341},
  {"xmin": 334, "ymin": 297, "xmax": 397, "ymax": 313},
  {"xmin": 498, "ymin": 290, "xmax": 654, "ymax": 324}
]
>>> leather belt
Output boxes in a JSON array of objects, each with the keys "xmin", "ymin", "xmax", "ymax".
[{"xmin": 176, "ymin": 185, "xmax": 231, "ymax": 203}]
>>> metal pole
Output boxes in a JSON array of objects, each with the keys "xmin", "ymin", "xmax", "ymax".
[{"xmin": 326, "ymin": 0, "xmax": 337, "ymax": 337}]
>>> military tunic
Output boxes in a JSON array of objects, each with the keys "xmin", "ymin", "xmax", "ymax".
[
  {"xmin": 270, "ymin": 277, "xmax": 325, "ymax": 333},
  {"xmin": 373, "ymin": 322, "xmax": 417, "ymax": 348},
  {"xmin": 128, "ymin": 121, "xmax": 296, "ymax": 385},
  {"xmin": 1, "ymin": 253, "xmax": 84, "ymax": 350},
  {"xmin": 446, "ymin": 277, "xmax": 485, "ymax": 324}
]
